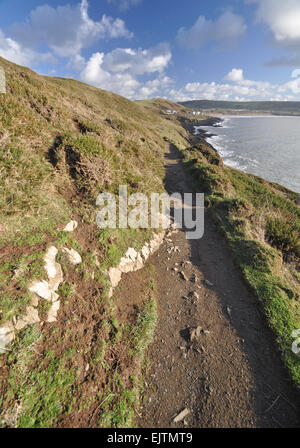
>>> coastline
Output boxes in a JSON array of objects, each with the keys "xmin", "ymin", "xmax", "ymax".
[
  {"xmin": 193, "ymin": 116, "xmax": 223, "ymax": 139},
  {"xmin": 193, "ymin": 115, "xmax": 300, "ymax": 195}
]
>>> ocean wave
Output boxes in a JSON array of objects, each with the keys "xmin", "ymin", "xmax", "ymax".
[
  {"xmin": 205, "ymin": 135, "xmax": 248, "ymax": 170},
  {"xmin": 196, "ymin": 123, "xmax": 250, "ymax": 172},
  {"xmin": 223, "ymin": 159, "xmax": 247, "ymax": 170},
  {"xmin": 206, "ymin": 136, "xmax": 232, "ymax": 156},
  {"xmin": 236, "ymin": 154, "xmax": 259, "ymax": 166}
]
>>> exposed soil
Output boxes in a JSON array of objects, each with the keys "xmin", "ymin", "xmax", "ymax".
[{"xmin": 128, "ymin": 143, "xmax": 300, "ymax": 428}]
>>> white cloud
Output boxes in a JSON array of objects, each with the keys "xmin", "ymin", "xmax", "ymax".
[
  {"xmin": 102, "ymin": 43, "xmax": 171, "ymax": 75},
  {"xmin": 9, "ymin": 0, "xmax": 133, "ymax": 58},
  {"xmin": 79, "ymin": 44, "xmax": 173, "ymax": 99},
  {"xmin": 176, "ymin": 11, "xmax": 247, "ymax": 50},
  {"xmin": 0, "ymin": 29, "xmax": 55, "ymax": 67},
  {"xmin": 248, "ymin": 0, "xmax": 300, "ymax": 66},
  {"xmin": 224, "ymin": 68, "xmax": 244, "ymax": 82},
  {"xmin": 292, "ymin": 68, "xmax": 300, "ymax": 78},
  {"xmin": 80, "ymin": 52, "xmax": 140, "ymax": 98},
  {"xmin": 107, "ymin": 0, "xmax": 142, "ymax": 11},
  {"xmin": 283, "ymin": 77, "xmax": 300, "ymax": 94},
  {"xmin": 249, "ymin": 0, "xmax": 300, "ymax": 42},
  {"xmin": 168, "ymin": 70, "xmax": 300, "ymax": 102}
]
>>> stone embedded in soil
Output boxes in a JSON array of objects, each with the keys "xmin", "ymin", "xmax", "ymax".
[
  {"xmin": 190, "ymin": 274, "xmax": 198, "ymax": 283},
  {"xmin": 29, "ymin": 280, "xmax": 57, "ymax": 301},
  {"xmin": 133, "ymin": 253, "xmax": 144, "ymax": 271},
  {"xmin": 108, "ymin": 233, "xmax": 165, "ymax": 297},
  {"xmin": 30, "ymin": 294, "xmax": 39, "ymax": 307},
  {"xmin": 188, "ymin": 326, "xmax": 202, "ymax": 342},
  {"xmin": 15, "ymin": 306, "xmax": 40, "ymax": 330},
  {"xmin": 119, "ymin": 257, "xmax": 135, "ymax": 274},
  {"xmin": 62, "ymin": 247, "xmax": 82, "ymax": 265},
  {"xmin": 63, "ymin": 220, "xmax": 78, "ymax": 232},
  {"xmin": 0, "ymin": 322, "xmax": 15, "ymax": 353},
  {"xmin": 179, "ymin": 271, "xmax": 188, "ymax": 281},
  {"xmin": 47, "ymin": 300, "xmax": 60, "ymax": 323},
  {"xmin": 149, "ymin": 232, "xmax": 164, "ymax": 254},
  {"xmin": 188, "ymin": 291, "xmax": 199, "ymax": 300},
  {"xmin": 108, "ymin": 267, "xmax": 122, "ymax": 288},
  {"xmin": 125, "ymin": 247, "xmax": 138, "ymax": 262},
  {"xmin": 44, "ymin": 246, "xmax": 63, "ymax": 291},
  {"xmin": 173, "ymin": 408, "xmax": 190, "ymax": 423},
  {"xmin": 141, "ymin": 245, "xmax": 150, "ymax": 260}
]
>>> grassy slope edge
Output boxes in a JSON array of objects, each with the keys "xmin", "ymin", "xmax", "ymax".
[{"xmin": 175, "ymin": 136, "xmax": 300, "ymax": 388}]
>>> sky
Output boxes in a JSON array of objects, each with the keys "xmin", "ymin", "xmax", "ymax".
[{"xmin": 1, "ymin": 0, "xmax": 300, "ymax": 101}]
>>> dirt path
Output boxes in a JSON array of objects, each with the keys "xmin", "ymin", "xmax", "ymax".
[{"xmin": 117, "ymin": 144, "xmax": 300, "ymax": 428}]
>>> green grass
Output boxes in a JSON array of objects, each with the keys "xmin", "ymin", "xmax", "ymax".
[
  {"xmin": 57, "ymin": 282, "xmax": 76, "ymax": 299},
  {"xmin": 98, "ymin": 279, "xmax": 157, "ymax": 428},
  {"xmin": 1, "ymin": 326, "xmax": 77, "ymax": 428},
  {"xmin": 0, "ymin": 250, "xmax": 46, "ymax": 324}
]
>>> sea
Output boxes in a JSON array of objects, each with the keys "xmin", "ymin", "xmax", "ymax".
[{"xmin": 195, "ymin": 116, "xmax": 300, "ymax": 194}]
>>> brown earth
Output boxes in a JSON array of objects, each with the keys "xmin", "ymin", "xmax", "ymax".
[{"xmin": 117, "ymin": 144, "xmax": 300, "ymax": 428}]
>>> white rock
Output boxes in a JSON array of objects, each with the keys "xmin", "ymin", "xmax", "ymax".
[
  {"xmin": 149, "ymin": 232, "xmax": 165, "ymax": 254},
  {"xmin": 29, "ymin": 280, "xmax": 52, "ymax": 301},
  {"xmin": 133, "ymin": 254, "xmax": 144, "ymax": 271},
  {"xmin": 15, "ymin": 306, "xmax": 40, "ymax": 331},
  {"xmin": 0, "ymin": 322, "xmax": 15, "ymax": 353},
  {"xmin": 44, "ymin": 246, "xmax": 63, "ymax": 291},
  {"xmin": 173, "ymin": 408, "xmax": 190, "ymax": 423},
  {"xmin": 30, "ymin": 294, "xmax": 39, "ymax": 307},
  {"xmin": 62, "ymin": 247, "xmax": 82, "ymax": 265},
  {"xmin": 50, "ymin": 291, "xmax": 59, "ymax": 302},
  {"xmin": 108, "ymin": 267, "xmax": 122, "ymax": 288},
  {"xmin": 47, "ymin": 301, "xmax": 60, "ymax": 323},
  {"xmin": 29, "ymin": 280, "xmax": 58, "ymax": 302},
  {"xmin": 118, "ymin": 258, "xmax": 135, "ymax": 274},
  {"xmin": 63, "ymin": 220, "xmax": 78, "ymax": 232},
  {"xmin": 141, "ymin": 245, "xmax": 150, "ymax": 260},
  {"xmin": 44, "ymin": 246, "xmax": 58, "ymax": 277},
  {"xmin": 125, "ymin": 248, "xmax": 138, "ymax": 262}
]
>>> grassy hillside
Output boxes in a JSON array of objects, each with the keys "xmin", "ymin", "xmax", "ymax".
[
  {"xmin": 180, "ymin": 99, "xmax": 300, "ymax": 116},
  {"xmin": 0, "ymin": 57, "xmax": 190, "ymax": 428},
  {"xmin": 136, "ymin": 97, "xmax": 188, "ymax": 115}
]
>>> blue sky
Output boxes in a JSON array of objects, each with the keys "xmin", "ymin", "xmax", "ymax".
[{"xmin": 1, "ymin": 0, "xmax": 300, "ymax": 101}]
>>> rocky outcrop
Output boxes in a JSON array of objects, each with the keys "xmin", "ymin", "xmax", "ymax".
[
  {"xmin": 106, "ymin": 229, "xmax": 174, "ymax": 298},
  {"xmin": 29, "ymin": 280, "xmax": 59, "ymax": 302},
  {"xmin": 0, "ymin": 220, "xmax": 174, "ymax": 352},
  {"xmin": 0, "ymin": 238, "xmax": 82, "ymax": 352},
  {"xmin": 0, "ymin": 322, "xmax": 15, "ymax": 354},
  {"xmin": 47, "ymin": 301, "xmax": 60, "ymax": 323},
  {"xmin": 63, "ymin": 220, "xmax": 78, "ymax": 232},
  {"xmin": 15, "ymin": 307, "xmax": 40, "ymax": 331},
  {"xmin": 61, "ymin": 247, "xmax": 82, "ymax": 265}
]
